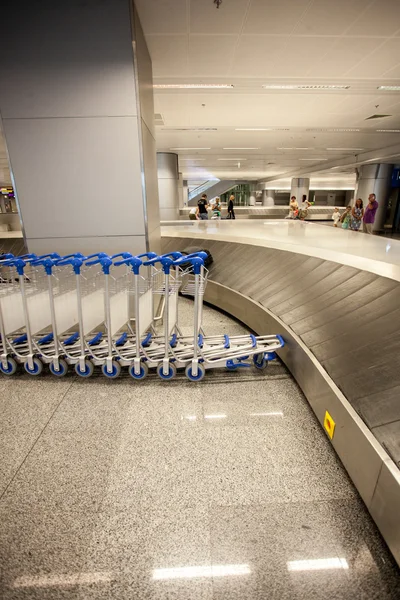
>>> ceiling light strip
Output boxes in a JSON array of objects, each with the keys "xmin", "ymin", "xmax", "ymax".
[
  {"xmin": 262, "ymin": 84, "xmax": 350, "ymax": 90},
  {"xmin": 154, "ymin": 84, "xmax": 234, "ymax": 89}
]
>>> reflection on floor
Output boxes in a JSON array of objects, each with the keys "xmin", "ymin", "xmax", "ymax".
[{"xmin": 1, "ymin": 300, "xmax": 399, "ymax": 599}]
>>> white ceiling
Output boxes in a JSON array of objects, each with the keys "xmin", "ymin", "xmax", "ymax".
[
  {"xmin": 136, "ymin": 0, "xmax": 400, "ymax": 186},
  {"xmin": 1, "ymin": 0, "xmax": 400, "ymax": 189}
]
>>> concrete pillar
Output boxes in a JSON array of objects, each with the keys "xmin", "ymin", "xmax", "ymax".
[
  {"xmin": 290, "ymin": 178, "xmax": 310, "ymax": 205},
  {"xmin": 0, "ymin": 0, "xmax": 160, "ymax": 256},
  {"xmin": 177, "ymin": 172, "xmax": 184, "ymax": 209},
  {"xmin": 355, "ymin": 164, "xmax": 393, "ymax": 231},
  {"xmin": 157, "ymin": 153, "xmax": 180, "ymax": 221},
  {"xmin": 249, "ymin": 184, "xmax": 257, "ymax": 206},
  {"xmin": 183, "ymin": 180, "xmax": 189, "ymax": 207},
  {"xmin": 262, "ymin": 189, "xmax": 275, "ymax": 206}
]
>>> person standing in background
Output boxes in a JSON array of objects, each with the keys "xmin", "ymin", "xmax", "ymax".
[
  {"xmin": 197, "ymin": 194, "xmax": 209, "ymax": 220},
  {"xmin": 362, "ymin": 193, "xmax": 378, "ymax": 234},
  {"xmin": 211, "ymin": 197, "xmax": 222, "ymax": 219},
  {"xmin": 351, "ymin": 199, "xmax": 364, "ymax": 231},
  {"xmin": 288, "ymin": 195, "xmax": 298, "ymax": 219},
  {"xmin": 332, "ymin": 207, "xmax": 341, "ymax": 227},
  {"xmin": 227, "ymin": 194, "xmax": 235, "ymax": 220},
  {"xmin": 340, "ymin": 206, "xmax": 352, "ymax": 229}
]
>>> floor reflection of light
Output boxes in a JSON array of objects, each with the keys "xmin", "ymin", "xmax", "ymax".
[
  {"xmin": 250, "ymin": 412, "xmax": 283, "ymax": 417},
  {"xmin": 153, "ymin": 564, "xmax": 251, "ymax": 580},
  {"xmin": 204, "ymin": 414, "xmax": 227, "ymax": 419},
  {"xmin": 13, "ymin": 572, "xmax": 113, "ymax": 588},
  {"xmin": 184, "ymin": 415, "xmax": 197, "ymax": 421},
  {"xmin": 287, "ymin": 558, "xmax": 349, "ymax": 571}
]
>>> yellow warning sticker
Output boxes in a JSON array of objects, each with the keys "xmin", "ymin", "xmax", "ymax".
[{"xmin": 324, "ymin": 411, "xmax": 336, "ymax": 440}]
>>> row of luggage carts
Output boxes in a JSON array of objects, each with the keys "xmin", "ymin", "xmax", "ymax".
[{"xmin": 0, "ymin": 250, "xmax": 284, "ymax": 381}]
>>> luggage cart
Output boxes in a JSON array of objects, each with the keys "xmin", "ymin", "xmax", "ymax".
[
  {"xmin": 0, "ymin": 257, "xmax": 44, "ymax": 375},
  {"xmin": 167, "ymin": 254, "xmax": 285, "ymax": 381}
]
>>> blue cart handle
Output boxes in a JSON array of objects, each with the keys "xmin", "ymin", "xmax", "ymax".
[
  {"xmin": 142, "ymin": 255, "xmax": 174, "ymax": 274},
  {"xmin": 19, "ymin": 253, "xmax": 37, "ymax": 260},
  {"xmin": 30, "ymin": 258, "xmax": 56, "ymax": 275},
  {"xmin": 111, "ymin": 252, "xmax": 132, "ymax": 260},
  {"xmin": 114, "ymin": 256, "xmax": 143, "ymax": 275},
  {"xmin": 0, "ymin": 253, "xmax": 14, "ymax": 260},
  {"xmin": 59, "ymin": 253, "xmax": 86, "ymax": 261},
  {"xmin": 56, "ymin": 257, "xmax": 83, "ymax": 274},
  {"xmin": 2, "ymin": 258, "xmax": 26, "ymax": 275},
  {"xmin": 184, "ymin": 251, "xmax": 208, "ymax": 261},
  {"xmin": 173, "ymin": 255, "xmax": 204, "ymax": 275},
  {"xmin": 137, "ymin": 252, "xmax": 158, "ymax": 260},
  {"xmin": 36, "ymin": 253, "xmax": 61, "ymax": 260},
  {"xmin": 86, "ymin": 252, "xmax": 108, "ymax": 260},
  {"xmin": 85, "ymin": 256, "xmax": 113, "ymax": 274},
  {"xmin": 161, "ymin": 252, "xmax": 183, "ymax": 260}
]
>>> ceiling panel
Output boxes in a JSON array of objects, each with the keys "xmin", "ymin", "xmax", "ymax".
[
  {"xmin": 346, "ymin": 0, "xmax": 400, "ymax": 36},
  {"xmin": 293, "ymin": 0, "xmax": 368, "ymax": 36},
  {"xmin": 345, "ymin": 38, "xmax": 400, "ymax": 78},
  {"xmin": 189, "ymin": 35, "xmax": 237, "ymax": 76},
  {"xmin": 134, "ymin": 0, "xmax": 187, "ymax": 34},
  {"xmin": 230, "ymin": 36, "xmax": 289, "ymax": 77},
  {"xmin": 306, "ymin": 37, "xmax": 383, "ymax": 77},
  {"xmin": 265, "ymin": 36, "xmax": 338, "ymax": 78},
  {"xmin": 190, "ymin": 0, "xmax": 248, "ymax": 34},
  {"xmin": 146, "ymin": 35, "xmax": 188, "ymax": 77},
  {"xmin": 243, "ymin": 0, "xmax": 311, "ymax": 35}
]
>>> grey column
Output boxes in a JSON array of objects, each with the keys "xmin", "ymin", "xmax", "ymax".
[
  {"xmin": 249, "ymin": 184, "xmax": 257, "ymax": 206},
  {"xmin": 0, "ymin": 0, "xmax": 160, "ymax": 256},
  {"xmin": 356, "ymin": 164, "xmax": 393, "ymax": 231},
  {"xmin": 290, "ymin": 178, "xmax": 310, "ymax": 204},
  {"xmin": 183, "ymin": 180, "xmax": 189, "ymax": 207},
  {"xmin": 262, "ymin": 189, "xmax": 275, "ymax": 206},
  {"xmin": 157, "ymin": 153, "xmax": 180, "ymax": 221}
]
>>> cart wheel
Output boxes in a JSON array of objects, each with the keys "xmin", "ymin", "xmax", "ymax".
[
  {"xmin": 157, "ymin": 363, "xmax": 176, "ymax": 380},
  {"xmin": 253, "ymin": 353, "xmax": 268, "ymax": 370},
  {"xmin": 102, "ymin": 361, "xmax": 121, "ymax": 379},
  {"xmin": 75, "ymin": 360, "xmax": 94, "ymax": 378},
  {"xmin": 185, "ymin": 363, "xmax": 205, "ymax": 382},
  {"xmin": 24, "ymin": 357, "xmax": 43, "ymax": 376},
  {"xmin": 0, "ymin": 357, "xmax": 17, "ymax": 375},
  {"xmin": 49, "ymin": 358, "xmax": 68, "ymax": 377},
  {"xmin": 129, "ymin": 362, "xmax": 148, "ymax": 380}
]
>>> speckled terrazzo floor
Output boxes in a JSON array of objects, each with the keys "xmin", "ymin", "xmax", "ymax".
[{"xmin": 0, "ymin": 299, "xmax": 399, "ymax": 599}]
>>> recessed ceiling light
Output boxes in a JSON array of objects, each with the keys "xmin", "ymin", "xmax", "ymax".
[
  {"xmin": 377, "ymin": 86, "xmax": 400, "ymax": 91},
  {"xmin": 306, "ymin": 128, "xmax": 360, "ymax": 132},
  {"xmin": 235, "ymin": 128, "xmax": 272, "ymax": 131},
  {"xmin": 170, "ymin": 147, "xmax": 211, "ymax": 150},
  {"xmin": 223, "ymin": 147, "xmax": 259, "ymax": 150},
  {"xmin": 299, "ymin": 158, "xmax": 328, "ymax": 161},
  {"xmin": 262, "ymin": 84, "xmax": 350, "ymax": 90},
  {"xmin": 277, "ymin": 147, "xmax": 294, "ymax": 150},
  {"xmin": 326, "ymin": 147, "xmax": 364, "ymax": 151},
  {"xmin": 376, "ymin": 129, "xmax": 400, "ymax": 133},
  {"xmin": 154, "ymin": 84, "xmax": 234, "ymax": 89},
  {"xmin": 165, "ymin": 127, "xmax": 217, "ymax": 131}
]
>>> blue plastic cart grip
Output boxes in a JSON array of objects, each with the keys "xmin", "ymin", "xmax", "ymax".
[
  {"xmin": 56, "ymin": 257, "xmax": 83, "ymax": 275},
  {"xmin": 137, "ymin": 252, "xmax": 158, "ymax": 260},
  {"xmin": 161, "ymin": 252, "xmax": 183, "ymax": 260},
  {"xmin": 31, "ymin": 258, "xmax": 55, "ymax": 275},
  {"xmin": 173, "ymin": 255, "xmax": 204, "ymax": 274},
  {"xmin": 3, "ymin": 258, "xmax": 26, "ymax": 275},
  {"xmin": 111, "ymin": 252, "xmax": 132, "ymax": 260},
  {"xmin": 114, "ymin": 256, "xmax": 143, "ymax": 275}
]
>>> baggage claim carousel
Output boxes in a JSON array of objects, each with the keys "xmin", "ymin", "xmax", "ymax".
[{"xmin": 161, "ymin": 219, "xmax": 400, "ymax": 567}]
